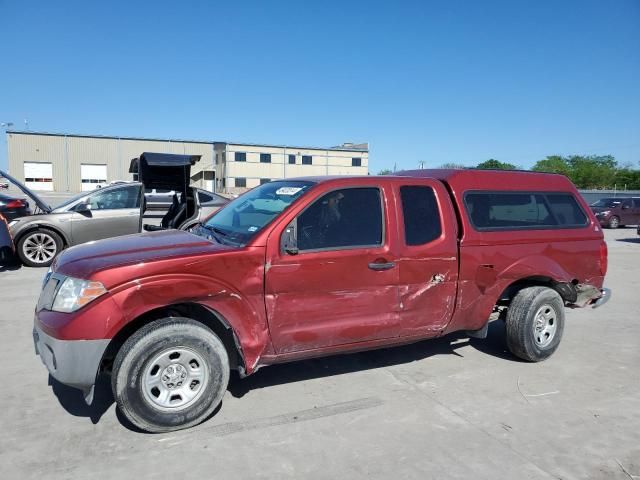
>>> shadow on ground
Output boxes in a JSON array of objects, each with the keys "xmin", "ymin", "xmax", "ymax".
[
  {"xmin": 48, "ymin": 321, "xmax": 515, "ymax": 430},
  {"xmin": 228, "ymin": 320, "xmax": 515, "ymax": 398},
  {"xmin": 0, "ymin": 255, "xmax": 21, "ymax": 272},
  {"xmin": 49, "ymin": 373, "xmax": 114, "ymax": 424},
  {"xmin": 616, "ymin": 237, "xmax": 640, "ymax": 244}
]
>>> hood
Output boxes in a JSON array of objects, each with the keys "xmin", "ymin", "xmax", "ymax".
[
  {"xmin": 0, "ymin": 169, "xmax": 52, "ymax": 213},
  {"xmin": 54, "ymin": 229, "xmax": 234, "ymax": 279}
]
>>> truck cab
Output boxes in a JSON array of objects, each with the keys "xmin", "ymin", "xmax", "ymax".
[{"xmin": 33, "ymin": 169, "xmax": 610, "ymax": 432}]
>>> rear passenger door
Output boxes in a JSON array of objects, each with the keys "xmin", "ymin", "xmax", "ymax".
[{"xmin": 394, "ymin": 179, "xmax": 459, "ymax": 336}]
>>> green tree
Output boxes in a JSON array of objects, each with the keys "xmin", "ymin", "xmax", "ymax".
[
  {"xmin": 377, "ymin": 169, "xmax": 393, "ymax": 175},
  {"xmin": 531, "ymin": 155, "xmax": 571, "ymax": 177},
  {"xmin": 566, "ymin": 155, "xmax": 617, "ymax": 189},
  {"xmin": 476, "ymin": 159, "xmax": 517, "ymax": 170},
  {"xmin": 532, "ymin": 154, "xmax": 620, "ymax": 189},
  {"xmin": 614, "ymin": 167, "xmax": 640, "ymax": 190}
]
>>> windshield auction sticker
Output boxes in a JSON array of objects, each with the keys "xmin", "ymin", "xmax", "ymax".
[{"xmin": 275, "ymin": 187, "xmax": 303, "ymax": 196}]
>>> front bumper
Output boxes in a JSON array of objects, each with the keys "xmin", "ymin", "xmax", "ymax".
[
  {"xmin": 591, "ymin": 288, "xmax": 612, "ymax": 309},
  {"xmin": 33, "ymin": 321, "xmax": 109, "ymax": 399}
]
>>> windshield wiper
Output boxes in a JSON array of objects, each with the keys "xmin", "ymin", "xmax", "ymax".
[{"xmin": 200, "ymin": 224, "xmax": 226, "ymax": 244}]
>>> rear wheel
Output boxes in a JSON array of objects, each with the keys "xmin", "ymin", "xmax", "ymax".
[
  {"xmin": 505, "ymin": 286, "xmax": 565, "ymax": 362},
  {"xmin": 112, "ymin": 317, "xmax": 229, "ymax": 433},
  {"xmin": 608, "ymin": 216, "xmax": 620, "ymax": 229},
  {"xmin": 17, "ymin": 229, "xmax": 62, "ymax": 267}
]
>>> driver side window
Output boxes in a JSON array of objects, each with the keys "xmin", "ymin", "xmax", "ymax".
[
  {"xmin": 296, "ymin": 187, "xmax": 383, "ymax": 251},
  {"xmin": 87, "ymin": 185, "xmax": 141, "ymax": 210}
]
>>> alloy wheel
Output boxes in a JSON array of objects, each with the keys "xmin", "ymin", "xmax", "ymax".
[{"xmin": 22, "ymin": 232, "xmax": 58, "ymax": 264}]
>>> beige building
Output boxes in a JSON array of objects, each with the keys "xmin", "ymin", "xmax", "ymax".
[{"xmin": 5, "ymin": 131, "xmax": 369, "ymax": 194}]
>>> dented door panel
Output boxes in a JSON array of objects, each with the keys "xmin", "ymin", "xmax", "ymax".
[
  {"xmin": 393, "ymin": 180, "xmax": 460, "ymax": 335},
  {"xmin": 264, "ymin": 182, "xmax": 402, "ymax": 354}
]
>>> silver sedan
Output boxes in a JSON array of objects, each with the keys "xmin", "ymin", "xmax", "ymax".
[{"xmin": 8, "ymin": 182, "xmax": 227, "ymax": 267}]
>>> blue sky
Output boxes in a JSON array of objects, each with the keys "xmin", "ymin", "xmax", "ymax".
[{"xmin": 1, "ymin": 0, "xmax": 639, "ymax": 172}]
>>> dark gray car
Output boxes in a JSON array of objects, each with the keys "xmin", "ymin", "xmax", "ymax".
[{"xmin": 1, "ymin": 162, "xmax": 228, "ymax": 267}]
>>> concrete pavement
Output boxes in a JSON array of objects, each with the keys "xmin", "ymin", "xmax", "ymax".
[{"xmin": 1, "ymin": 228, "xmax": 638, "ymax": 479}]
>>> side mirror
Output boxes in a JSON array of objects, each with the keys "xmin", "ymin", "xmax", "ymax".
[
  {"xmin": 622, "ymin": 204, "xmax": 630, "ymax": 210},
  {"xmin": 75, "ymin": 201, "xmax": 92, "ymax": 213},
  {"xmin": 281, "ymin": 221, "xmax": 298, "ymax": 255}
]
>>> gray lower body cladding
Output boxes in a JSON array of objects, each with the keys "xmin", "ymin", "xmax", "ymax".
[{"xmin": 33, "ymin": 322, "xmax": 109, "ymax": 396}]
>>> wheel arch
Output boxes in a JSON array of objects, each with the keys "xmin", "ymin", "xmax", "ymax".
[
  {"xmin": 496, "ymin": 276, "xmax": 578, "ymax": 306},
  {"xmin": 99, "ymin": 302, "xmax": 246, "ymax": 378},
  {"xmin": 14, "ymin": 222, "xmax": 70, "ymax": 248}
]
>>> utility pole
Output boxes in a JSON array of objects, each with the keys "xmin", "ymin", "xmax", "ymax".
[
  {"xmin": 418, "ymin": 160, "xmax": 426, "ymax": 169},
  {"xmin": 1, "ymin": 122, "xmax": 15, "ymax": 172}
]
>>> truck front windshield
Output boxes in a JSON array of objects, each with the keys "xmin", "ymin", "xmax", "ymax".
[{"xmin": 203, "ymin": 180, "xmax": 314, "ymax": 246}]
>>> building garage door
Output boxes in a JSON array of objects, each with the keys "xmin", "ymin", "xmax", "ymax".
[
  {"xmin": 24, "ymin": 162, "xmax": 54, "ymax": 191},
  {"xmin": 81, "ymin": 164, "xmax": 107, "ymax": 191}
]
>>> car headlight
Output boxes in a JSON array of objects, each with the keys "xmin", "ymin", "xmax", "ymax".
[{"xmin": 51, "ymin": 276, "xmax": 107, "ymax": 313}]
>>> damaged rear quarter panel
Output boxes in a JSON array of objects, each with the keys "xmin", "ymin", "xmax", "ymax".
[{"xmin": 445, "ymin": 236, "xmax": 605, "ymax": 333}]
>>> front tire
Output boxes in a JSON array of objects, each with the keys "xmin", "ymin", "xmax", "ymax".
[
  {"xmin": 17, "ymin": 229, "xmax": 63, "ymax": 267},
  {"xmin": 112, "ymin": 318, "xmax": 230, "ymax": 433},
  {"xmin": 505, "ymin": 287, "xmax": 565, "ymax": 362}
]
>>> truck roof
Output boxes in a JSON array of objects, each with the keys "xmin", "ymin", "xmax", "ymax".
[
  {"xmin": 394, "ymin": 168, "xmax": 575, "ymax": 191},
  {"xmin": 284, "ymin": 169, "xmax": 575, "ymax": 192}
]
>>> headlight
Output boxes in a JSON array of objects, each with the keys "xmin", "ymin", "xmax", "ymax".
[{"xmin": 51, "ymin": 277, "xmax": 107, "ymax": 313}]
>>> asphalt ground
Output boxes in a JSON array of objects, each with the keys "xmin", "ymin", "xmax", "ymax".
[{"xmin": 0, "ymin": 228, "xmax": 638, "ymax": 479}]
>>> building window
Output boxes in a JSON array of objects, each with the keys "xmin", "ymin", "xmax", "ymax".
[
  {"xmin": 260, "ymin": 153, "xmax": 271, "ymax": 163},
  {"xmin": 260, "ymin": 178, "xmax": 271, "ymax": 185},
  {"xmin": 288, "ymin": 154, "xmax": 296, "ymax": 164},
  {"xmin": 302, "ymin": 155, "xmax": 312, "ymax": 165},
  {"xmin": 235, "ymin": 177, "xmax": 247, "ymax": 188},
  {"xmin": 235, "ymin": 152, "xmax": 246, "ymax": 162},
  {"xmin": 352, "ymin": 157, "xmax": 362, "ymax": 167}
]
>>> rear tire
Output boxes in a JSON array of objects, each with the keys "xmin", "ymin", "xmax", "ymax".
[
  {"xmin": 505, "ymin": 287, "xmax": 565, "ymax": 362},
  {"xmin": 17, "ymin": 229, "xmax": 63, "ymax": 267},
  {"xmin": 608, "ymin": 216, "xmax": 620, "ymax": 229},
  {"xmin": 112, "ymin": 317, "xmax": 230, "ymax": 433}
]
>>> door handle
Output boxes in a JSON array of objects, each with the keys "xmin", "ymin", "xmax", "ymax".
[{"xmin": 368, "ymin": 261, "xmax": 396, "ymax": 271}]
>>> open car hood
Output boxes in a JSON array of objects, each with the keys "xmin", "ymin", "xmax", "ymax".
[
  {"xmin": 0, "ymin": 169, "xmax": 52, "ymax": 213},
  {"xmin": 129, "ymin": 152, "xmax": 201, "ymax": 192}
]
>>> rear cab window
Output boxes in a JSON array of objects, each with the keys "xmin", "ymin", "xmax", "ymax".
[
  {"xmin": 399, "ymin": 186, "xmax": 442, "ymax": 245},
  {"xmin": 464, "ymin": 191, "xmax": 588, "ymax": 231}
]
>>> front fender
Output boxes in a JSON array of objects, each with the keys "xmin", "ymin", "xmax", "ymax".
[
  {"xmin": 108, "ymin": 273, "xmax": 270, "ymax": 374},
  {"xmin": 11, "ymin": 219, "xmax": 71, "ymax": 246}
]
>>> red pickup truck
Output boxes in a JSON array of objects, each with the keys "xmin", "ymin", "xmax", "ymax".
[{"xmin": 33, "ymin": 169, "xmax": 610, "ymax": 432}]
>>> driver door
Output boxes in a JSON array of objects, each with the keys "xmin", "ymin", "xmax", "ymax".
[
  {"xmin": 70, "ymin": 184, "xmax": 141, "ymax": 244},
  {"xmin": 265, "ymin": 185, "xmax": 401, "ymax": 354}
]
